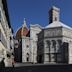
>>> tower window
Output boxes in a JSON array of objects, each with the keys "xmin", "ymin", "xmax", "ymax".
[
  {"xmin": 27, "ymin": 45, "xmax": 29, "ymax": 48},
  {"xmin": 55, "ymin": 17, "xmax": 57, "ymax": 21}
]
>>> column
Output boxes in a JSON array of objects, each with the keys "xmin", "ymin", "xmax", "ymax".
[
  {"xmin": 56, "ymin": 40, "xmax": 62, "ymax": 63},
  {"xmin": 56, "ymin": 40, "xmax": 59, "ymax": 53}
]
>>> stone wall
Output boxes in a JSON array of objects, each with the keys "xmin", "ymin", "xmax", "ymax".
[
  {"xmin": 30, "ymin": 24, "xmax": 42, "ymax": 63},
  {"xmin": 44, "ymin": 27, "xmax": 62, "ymax": 38}
]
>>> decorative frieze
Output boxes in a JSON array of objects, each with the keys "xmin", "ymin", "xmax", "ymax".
[{"xmin": 44, "ymin": 28, "xmax": 62, "ymax": 37}]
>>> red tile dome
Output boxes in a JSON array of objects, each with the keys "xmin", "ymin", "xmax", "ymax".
[
  {"xmin": 16, "ymin": 27, "xmax": 29, "ymax": 39},
  {"xmin": 16, "ymin": 18, "xmax": 30, "ymax": 39}
]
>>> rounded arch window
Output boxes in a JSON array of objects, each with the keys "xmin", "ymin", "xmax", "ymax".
[
  {"xmin": 57, "ymin": 40, "xmax": 62, "ymax": 47},
  {"xmin": 26, "ymin": 53, "xmax": 29, "ymax": 62},
  {"xmin": 52, "ymin": 40, "xmax": 56, "ymax": 48},
  {"xmin": 55, "ymin": 17, "xmax": 57, "ymax": 21},
  {"xmin": 46, "ymin": 40, "xmax": 51, "ymax": 48}
]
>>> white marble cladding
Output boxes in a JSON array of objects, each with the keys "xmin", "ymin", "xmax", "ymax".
[
  {"xmin": 30, "ymin": 24, "xmax": 42, "ymax": 41},
  {"xmin": 44, "ymin": 27, "xmax": 72, "ymax": 38},
  {"xmin": 0, "ymin": 0, "xmax": 14, "ymax": 67},
  {"xmin": 62, "ymin": 27, "xmax": 72, "ymax": 38},
  {"xmin": 30, "ymin": 24, "xmax": 42, "ymax": 63},
  {"xmin": 44, "ymin": 27, "xmax": 62, "ymax": 37},
  {"xmin": 22, "ymin": 36, "xmax": 30, "ymax": 62},
  {"xmin": 38, "ymin": 25, "xmax": 72, "ymax": 64},
  {"xmin": 62, "ymin": 37, "xmax": 72, "ymax": 64},
  {"xmin": 69, "ymin": 42, "xmax": 72, "ymax": 64}
]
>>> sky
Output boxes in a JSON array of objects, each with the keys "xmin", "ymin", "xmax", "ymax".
[{"xmin": 7, "ymin": 0, "xmax": 72, "ymax": 34}]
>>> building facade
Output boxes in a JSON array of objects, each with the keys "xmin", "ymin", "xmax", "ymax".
[
  {"xmin": 0, "ymin": 0, "xmax": 14, "ymax": 67},
  {"xmin": 37, "ymin": 6, "xmax": 72, "ymax": 64},
  {"xmin": 14, "ymin": 19, "xmax": 42, "ymax": 63},
  {"xmin": 30, "ymin": 24, "xmax": 42, "ymax": 63},
  {"xmin": 15, "ymin": 6, "xmax": 72, "ymax": 64}
]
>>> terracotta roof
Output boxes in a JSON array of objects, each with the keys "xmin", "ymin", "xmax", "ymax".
[{"xmin": 16, "ymin": 27, "xmax": 29, "ymax": 39}]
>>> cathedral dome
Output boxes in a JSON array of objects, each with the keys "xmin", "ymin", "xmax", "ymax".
[{"xmin": 16, "ymin": 18, "xmax": 30, "ymax": 39}]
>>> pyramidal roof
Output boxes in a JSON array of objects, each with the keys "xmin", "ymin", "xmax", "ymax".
[{"xmin": 45, "ymin": 21, "xmax": 72, "ymax": 30}]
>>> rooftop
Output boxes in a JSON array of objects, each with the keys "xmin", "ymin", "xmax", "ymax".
[{"xmin": 45, "ymin": 21, "xmax": 72, "ymax": 30}]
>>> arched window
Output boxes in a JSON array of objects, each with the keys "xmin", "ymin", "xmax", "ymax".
[
  {"xmin": 57, "ymin": 40, "xmax": 62, "ymax": 53},
  {"xmin": 26, "ymin": 53, "xmax": 29, "ymax": 62},
  {"xmin": 50, "ymin": 40, "xmax": 56, "ymax": 62},
  {"xmin": 46, "ymin": 40, "xmax": 51, "ymax": 53},
  {"xmin": 57, "ymin": 40, "xmax": 62, "ymax": 49},
  {"xmin": 56, "ymin": 40, "xmax": 62, "ymax": 63},
  {"xmin": 52, "ymin": 40, "xmax": 56, "ymax": 48},
  {"xmin": 46, "ymin": 40, "xmax": 50, "ymax": 48},
  {"xmin": 55, "ymin": 17, "xmax": 57, "ymax": 21}
]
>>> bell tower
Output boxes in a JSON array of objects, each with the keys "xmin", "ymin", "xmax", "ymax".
[{"xmin": 49, "ymin": 6, "xmax": 60, "ymax": 24}]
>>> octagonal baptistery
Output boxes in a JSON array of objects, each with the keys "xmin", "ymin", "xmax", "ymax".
[{"xmin": 37, "ymin": 6, "xmax": 72, "ymax": 64}]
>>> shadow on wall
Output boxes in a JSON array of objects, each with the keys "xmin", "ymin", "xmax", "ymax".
[{"xmin": 0, "ymin": 58, "xmax": 5, "ymax": 67}]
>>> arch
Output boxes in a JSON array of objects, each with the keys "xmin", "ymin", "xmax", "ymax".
[
  {"xmin": 46, "ymin": 40, "xmax": 51, "ymax": 48},
  {"xmin": 52, "ymin": 40, "xmax": 56, "ymax": 48},
  {"xmin": 55, "ymin": 17, "xmax": 57, "ymax": 21},
  {"xmin": 57, "ymin": 39, "xmax": 62, "ymax": 49},
  {"xmin": 55, "ymin": 39, "xmax": 62, "ymax": 52},
  {"xmin": 26, "ymin": 53, "xmax": 29, "ymax": 62}
]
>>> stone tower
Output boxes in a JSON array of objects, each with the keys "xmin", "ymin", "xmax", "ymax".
[{"xmin": 49, "ymin": 6, "xmax": 60, "ymax": 24}]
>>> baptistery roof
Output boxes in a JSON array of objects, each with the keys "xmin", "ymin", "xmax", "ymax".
[{"xmin": 45, "ymin": 21, "xmax": 72, "ymax": 30}]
